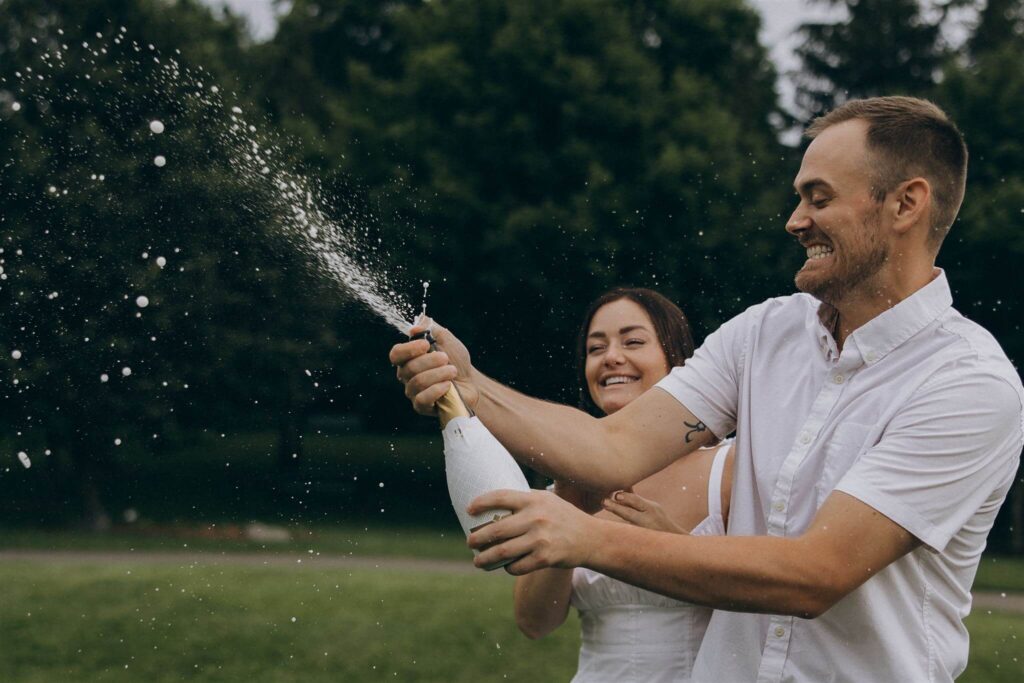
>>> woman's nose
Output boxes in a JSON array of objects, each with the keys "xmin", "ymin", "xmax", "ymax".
[{"xmin": 604, "ymin": 344, "xmax": 626, "ymax": 364}]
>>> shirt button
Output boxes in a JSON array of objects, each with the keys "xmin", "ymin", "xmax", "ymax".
[
  {"xmin": 833, "ymin": 374, "xmax": 845, "ymax": 384},
  {"xmin": 773, "ymin": 501, "xmax": 785, "ymax": 512},
  {"xmin": 775, "ymin": 626, "xmax": 786, "ymax": 637},
  {"xmin": 799, "ymin": 432, "xmax": 812, "ymax": 444}
]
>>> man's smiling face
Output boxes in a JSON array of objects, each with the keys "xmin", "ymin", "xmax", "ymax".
[{"xmin": 786, "ymin": 119, "xmax": 892, "ymax": 306}]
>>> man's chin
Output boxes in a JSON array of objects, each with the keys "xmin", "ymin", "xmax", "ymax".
[{"xmin": 795, "ymin": 272, "xmax": 839, "ymax": 303}]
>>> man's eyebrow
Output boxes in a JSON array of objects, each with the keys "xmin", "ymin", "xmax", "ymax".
[{"xmin": 795, "ymin": 178, "xmax": 834, "ymax": 196}]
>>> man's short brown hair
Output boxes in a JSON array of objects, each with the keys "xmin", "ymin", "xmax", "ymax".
[{"xmin": 806, "ymin": 96, "xmax": 968, "ymax": 248}]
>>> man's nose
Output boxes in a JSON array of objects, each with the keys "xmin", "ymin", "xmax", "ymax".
[{"xmin": 786, "ymin": 205, "xmax": 812, "ymax": 236}]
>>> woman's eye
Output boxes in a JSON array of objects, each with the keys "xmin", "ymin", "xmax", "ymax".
[
  {"xmin": 588, "ymin": 345, "xmax": 606, "ymax": 354},
  {"xmin": 625, "ymin": 338, "xmax": 645, "ymax": 347}
]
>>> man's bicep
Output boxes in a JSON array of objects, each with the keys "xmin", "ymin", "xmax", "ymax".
[
  {"xmin": 602, "ymin": 387, "xmax": 719, "ymax": 484},
  {"xmin": 802, "ymin": 491, "xmax": 920, "ymax": 598}
]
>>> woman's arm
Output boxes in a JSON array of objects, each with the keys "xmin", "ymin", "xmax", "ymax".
[
  {"xmin": 513, "ymin": 569, "xmax": 574, "ymax": 639},
  {"xmin": 512, "ymin": 481, "xmax": 602, "ymax": 639}
]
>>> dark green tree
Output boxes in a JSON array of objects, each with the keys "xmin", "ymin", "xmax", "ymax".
[
  {"xmin": 0, "ymin": 0, "xmax": 348, "ymax": 527},
  {"xmin": 261, "ymin": 0, "xmax": 794, "ymax": 411},
  {"xmin": 937, "ymin": 0, "xmax": 1024, "ymax": 551},
  {"xmin": 793, "ymin": 0, "xmax": 946, "ymax": 119}
]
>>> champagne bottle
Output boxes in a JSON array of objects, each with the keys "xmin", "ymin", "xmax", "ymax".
[{"xmin": 414, "ymin": 330, "xmax": 530, "ymax": 570}]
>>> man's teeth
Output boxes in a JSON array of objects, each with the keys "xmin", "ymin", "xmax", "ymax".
[
  {"xmin": 604, "ymin": 376, "xmax": 638, "ymax": 386},
  {"xmin": 806, "ymin": 245, "xmax": 834, "ymax": 260}
]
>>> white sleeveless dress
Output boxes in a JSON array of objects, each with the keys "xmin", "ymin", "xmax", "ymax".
[{"xmin": 568, "ymin": 444, "xmax": 730, "ymax": 683}]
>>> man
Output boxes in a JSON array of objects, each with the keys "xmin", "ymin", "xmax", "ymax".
[{"xmin": 391, "ymin": 97, "xmax": 1023, "ymax": 681}]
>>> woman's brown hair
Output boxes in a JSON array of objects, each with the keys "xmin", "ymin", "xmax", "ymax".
[{"xmin": 575, "ymin": 287, "xmax": 695, "ymax": 415}]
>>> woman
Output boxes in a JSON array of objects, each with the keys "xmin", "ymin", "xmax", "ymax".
[{"xmin": 513, "ymin": 287, "xmax": 734, "ymax": 682}]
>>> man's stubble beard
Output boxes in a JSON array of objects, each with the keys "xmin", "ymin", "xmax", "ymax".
[{"xmin": 797, "ymin": 207, "xmax": 889, "ymax": 306}]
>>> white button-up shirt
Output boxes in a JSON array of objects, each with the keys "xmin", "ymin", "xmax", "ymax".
[{"xmin": 656, "ymin": 271, "xmax": 1023, "ymax": 682}]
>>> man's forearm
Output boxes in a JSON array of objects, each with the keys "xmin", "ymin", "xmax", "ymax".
[
  {"xmin": 584, "ymin": 517, "xmax": 837, "ymax": 618},
  {"xmin": 470, "ymin": 370, "xmax": 714, "ymax": 490},
  {"xmin": 471, "ymin": 371, "xmax": 632, "ymax": 488}
]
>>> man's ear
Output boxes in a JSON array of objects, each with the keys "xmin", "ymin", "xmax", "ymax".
[{"xmin": 891, "ymin": 177, "xmax": 931, "ymax": 236}]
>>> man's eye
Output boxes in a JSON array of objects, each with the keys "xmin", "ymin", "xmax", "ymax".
[{"xmin": 811, "ymin": 197, "xmax": 830, "ymax": 208}]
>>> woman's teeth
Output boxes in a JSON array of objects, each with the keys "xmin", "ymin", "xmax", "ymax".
[{"xmin": 604, "ymin": 376, "xmax": 638, "ymax": 386}]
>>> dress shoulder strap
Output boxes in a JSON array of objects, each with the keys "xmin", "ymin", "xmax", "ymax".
[{"xmin": 706, "ymin": 442, "xmax": 731, "ymax": 519}]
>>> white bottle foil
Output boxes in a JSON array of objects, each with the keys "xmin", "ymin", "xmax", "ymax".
[{"xmin": 442, "ymin": 415, "xmax": 530, "ymax": 569}]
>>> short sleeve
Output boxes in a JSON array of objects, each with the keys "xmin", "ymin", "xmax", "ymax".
[
  {"xmin": 655, "ymin": 304, "xmax": 763, "ymax": 440},
  {"xmin": 835, "ymin": 370, "xmax": 1023, "ymax": 552}
]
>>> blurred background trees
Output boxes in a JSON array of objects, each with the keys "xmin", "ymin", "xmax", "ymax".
[{"xmin": 1, "ymin": 0, "xmax": 1021, "ymax": 548}]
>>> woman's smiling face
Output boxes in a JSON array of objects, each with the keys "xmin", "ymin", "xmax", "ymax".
[{"xmin": 584, "ymin": 298, "xmax": 671, "ymax": 415}]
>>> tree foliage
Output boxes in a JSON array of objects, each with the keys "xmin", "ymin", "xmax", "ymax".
[
  {"xmin": 0, "ymin": 0, "xmax": 346, "ymax": 526},
  {"xmin": 2, "ymin": 0, "xmax": 1021, "ymax": 539},
  {"xmin": 260, "ymin": 0, "xmax": 793, "ymax": 407},
  {"xmin": 794, "ymin": 0, "xmax": 947, "ymax": 119}
]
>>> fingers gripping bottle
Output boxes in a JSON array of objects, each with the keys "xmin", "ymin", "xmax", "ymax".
[{"xmin": 413, "ymin": 330, "xmax": 530, "ymax": 570}]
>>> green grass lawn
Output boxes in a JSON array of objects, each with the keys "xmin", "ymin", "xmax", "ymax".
[
  {"xmin": 0, "ymin": 523, "xmax": 472, "ymax": 561},
  {"xmin": 5, "ymin": 524, "xmax": 1024, "ymax": 595},
  {"xmin": 0, "ymin": 559, "xmax": 579, "ymax": 682},
  {"xmin": 975, "ymin": 554, "xmax": 1024, "ymax": 594},
  {"xmin": 0, "ymin": 559, "xmax": 1021, "ymax": 682}
]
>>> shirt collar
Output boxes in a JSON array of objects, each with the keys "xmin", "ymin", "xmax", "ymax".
[{"xmin": 815, "ymin": 269, "xmax": 953, "ymax": 366}]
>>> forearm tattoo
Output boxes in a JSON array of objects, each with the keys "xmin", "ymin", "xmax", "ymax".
[{"xmin": 684, "ymin": 420, "xmax": 707, "ymax": 444}]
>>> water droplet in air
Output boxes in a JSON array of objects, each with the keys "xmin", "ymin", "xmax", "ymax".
[
  {"xmin": 153, "ymin": 155, "xmax": 166, "ymax": 167},
  {"xmin": 11, "ymin": 102, "xmax": 21, "ymax": 112},
  {"xmin": 136, "ymin": 295, "xmax": 149, "ymax": 308},
  {"xmin": 100, "ymin": 373, "xmax": 109, "ymax": 383},
  {"xmin": 149, "ymin": 120, "xmax": 164, "ymax": 134},
  {"xmin": 11, "ymin": 350, "xmax": 21, "ymax": 360},
  {"xmin": 122, "ymin": 367, "xmax": 132, "ymax": 377},
  {"xmin": 18, "ymin": 452, "xmax": 31, "ymax": 469},
  {"xmin": 156, "ymin": 256, "xmax": 167, "ymax": 268}
]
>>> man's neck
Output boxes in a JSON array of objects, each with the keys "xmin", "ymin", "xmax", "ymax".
[{"xmin": 831, "ymin": 263, "xmax": 939, "ymax": 351}]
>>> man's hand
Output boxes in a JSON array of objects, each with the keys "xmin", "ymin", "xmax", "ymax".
[
  {"xmin": 389, "ymin": 320, "xmax": 477, "ymax": 416},
  {"xmin": 602, "ymin": 490, "xmax": 687, "ymax": 534},
  {"xmin": 467, "ymin": 489, "xmax": 597, "ymax": 575}
]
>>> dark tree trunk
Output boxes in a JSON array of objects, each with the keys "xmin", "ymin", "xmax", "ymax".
[
  {"xmin": 68, "ymin": 429, "xmax": 112, "ymax": 532},
  {"xmin": 277, "ymin": 409, "xmax": 305, "ymax": 468}
]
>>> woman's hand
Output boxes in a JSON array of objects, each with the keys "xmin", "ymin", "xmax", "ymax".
[{"xmin": 601, "ymin": 490, "xmax": 687, "ymax": 534}]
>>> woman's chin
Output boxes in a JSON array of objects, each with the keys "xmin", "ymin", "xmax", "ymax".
[{"xmin": 598, "ymin": 394, "xmax": 635, "ymax": 415}]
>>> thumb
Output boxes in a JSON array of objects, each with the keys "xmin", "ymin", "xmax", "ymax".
[{"xmin": 408, "ymin": 316, "xmax": 435, "ymax": 338}]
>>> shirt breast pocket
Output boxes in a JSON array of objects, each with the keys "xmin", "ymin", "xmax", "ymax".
[{"xmin": 816, "ymin": 422, "xmax": 875, "ymax": 508}]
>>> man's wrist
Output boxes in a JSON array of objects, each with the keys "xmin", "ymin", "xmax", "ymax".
[
  {"xmin": 467, "ymin": 366, "xmax": 493, "ymax": 412},
  {"xmin": 576, "ymin": 514, "xmax": 612, "ymax": 569}
]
